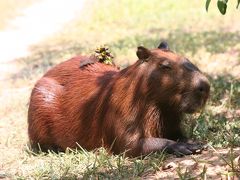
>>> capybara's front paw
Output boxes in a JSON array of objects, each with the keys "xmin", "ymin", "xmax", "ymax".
[{"xmin": 167, "ymin": 142, "xmax": 203, "ymax": 156}]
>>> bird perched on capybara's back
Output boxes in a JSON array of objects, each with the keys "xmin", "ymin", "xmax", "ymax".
[{"xmin": 28, "ymin": 41, "xmax": 210, "ymax": 157}]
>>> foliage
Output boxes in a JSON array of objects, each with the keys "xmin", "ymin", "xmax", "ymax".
[
  {"xmin": 94, "ymin": 45, "xmax": 114, "ymax": 65},
  {"xmin": 206, "ymin": 0, "xmax": 240, "ymax": 14}
]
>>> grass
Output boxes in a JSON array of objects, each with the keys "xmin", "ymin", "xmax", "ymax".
[
  {"xmin": 1, "ymin": 0, "xmax": 240, "ymax": 179},
  {"xmin": 13, "ymin": 147, "xmax": 166, "ymax": 179}
]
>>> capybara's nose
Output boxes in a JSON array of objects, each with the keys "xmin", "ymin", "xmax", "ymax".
[{"xmin": 196, "ymin": 79, "xmax": 210, "ymax": 96}]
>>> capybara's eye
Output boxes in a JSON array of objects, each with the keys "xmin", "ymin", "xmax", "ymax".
[
  {"xmin": 183, "ymin": 59, "xmax": 199, "ymax": 72},
  {"xmin": 159, "ymin": 61, "xmax": 172, "ymax": 70}
]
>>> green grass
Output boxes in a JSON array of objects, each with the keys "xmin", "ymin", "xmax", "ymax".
[
  {"xmin": 1, "ymin": 0, "xmax": 240, "ymax": 179},
  {"xmin": 17, "ymin": 148, "xmax": 166, "ymax": 179}
]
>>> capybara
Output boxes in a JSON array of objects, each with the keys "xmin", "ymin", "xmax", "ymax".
[{"xmin": 28, "ymin": 42, "xmax": 210, "ymax": 157}]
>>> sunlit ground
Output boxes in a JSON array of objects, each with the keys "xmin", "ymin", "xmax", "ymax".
[
  {"xmin": 0, "ymin": 0, "xmax": 239, "ymax": 179},
  {"xmin": 0, "ymin": 0, "xmax": 85, "ymax": 86}
]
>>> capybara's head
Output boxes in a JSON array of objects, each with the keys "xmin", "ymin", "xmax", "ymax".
[{"xmin": 137, "ymin": 42, "xmax": 210, "ymax": 114}]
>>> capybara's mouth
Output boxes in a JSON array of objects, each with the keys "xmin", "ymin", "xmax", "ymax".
[
  {"xmin": 184, "ymin": 105, "xmax": 201, "ymax": 114},
  {"xmin": 181, "ymin": 97, "xmax": 207, "ymax": 114}
]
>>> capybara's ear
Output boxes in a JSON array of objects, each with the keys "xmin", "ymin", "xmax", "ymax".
[
  {"xmin": 158, "ymin": 41, "xmax": 169, "ymax": 50},
  {"xmin": 136, "ymin": 46, "xmax": 151, "ymax": 61}
]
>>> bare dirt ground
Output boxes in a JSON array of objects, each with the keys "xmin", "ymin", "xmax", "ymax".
[
  {"xmin": 148, "ymin": 148, "xmax": 240, "ymax": 179},
  {"xmin": 0, "ymin": 0, "xmax": 85, "ymax": 81}
]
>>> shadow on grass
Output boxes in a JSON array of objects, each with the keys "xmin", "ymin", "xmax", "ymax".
[
  {"xmin": 110, "ymin": 30, "xmax": 240, "ymax": 55},
  {"xmin": 80, "ymin": 162, "xmax": 146, "ymax": 179},
  {"xmin": 76, "ymin": 151, "xmax": 166, "ymax": 179},
  {"xmin": 208, "ymin": 74, "xmax": 240, "ymax": 107},
  {"xmin": 11, "ymin": 29, "xmax": 240, "ymax": 80},
  {"xmin": 167, "ymin": 30, "xmax": 240, "ymax": 55}
]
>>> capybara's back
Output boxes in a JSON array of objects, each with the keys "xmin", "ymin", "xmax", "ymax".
[
  {"xmin": 28, "ymin": 56, "xmax": 119, "ymax": 152},
  {"xmin": 28, "ymin": 42, "xmax": 210, "ymax": 157}
]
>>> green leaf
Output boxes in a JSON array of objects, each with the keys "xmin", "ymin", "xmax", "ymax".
[
  {"xmin": 237, "ymin": 0, "xmax": 240, "ymax": 9},
  {"xmin": 217, "ymin": 0, "xmax": 227, "ymax": 15},
  {"xmin": 206, "ymin": 0, "xmax": 211, "ymax": 11}
]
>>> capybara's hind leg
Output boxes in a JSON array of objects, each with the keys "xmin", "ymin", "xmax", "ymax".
[{"xmin": 28, "ymin": 77, "xmax": 64, "ymax": 152}]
